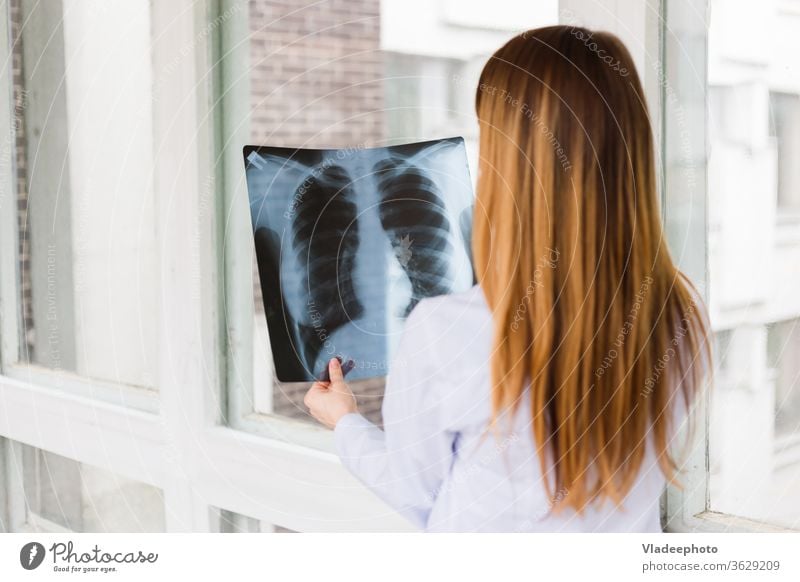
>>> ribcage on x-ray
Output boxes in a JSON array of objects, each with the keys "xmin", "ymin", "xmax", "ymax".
[
  {"xmin": 374, "ymin": 157, "xmax": 454, "ymax": 315},
  {"xmin": 291, "ymin": 165, "xmax": 363, "ymax": 368}
]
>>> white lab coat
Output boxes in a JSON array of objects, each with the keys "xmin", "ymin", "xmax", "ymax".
[{"xmin": 335, "ymin": 285, "xmax": 675, "ymax": 532}]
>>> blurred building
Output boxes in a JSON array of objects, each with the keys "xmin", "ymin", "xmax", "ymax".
[{"xmin": 706, "ymin": 0, "xmax": 800, "ymax": 527}]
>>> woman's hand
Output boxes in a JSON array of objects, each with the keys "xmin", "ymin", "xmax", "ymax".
[{"xmin": 304, "ymin": 358, "xmax": 358, "ymax": 428}]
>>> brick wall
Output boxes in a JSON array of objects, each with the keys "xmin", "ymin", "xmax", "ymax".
[
  {"xmin": 248, "ymin": 0, "xmax": 384, "ymax": 148},
  {"xmin": 248, "ymin": 0, "xmax": 387, "ymax": 425},
  {"xmin": 9, "ymin": 0, "xmax": 34, "ymax": 362}
]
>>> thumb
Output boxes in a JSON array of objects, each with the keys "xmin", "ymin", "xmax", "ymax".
[{"xmin": 328, "ymin": 357, "xmax": 344, "ymax": 383}]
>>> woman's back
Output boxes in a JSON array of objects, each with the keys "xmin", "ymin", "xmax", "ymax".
[{"xmin": 392, "ymin": 286, "xmax": 668, "ymax": 532}]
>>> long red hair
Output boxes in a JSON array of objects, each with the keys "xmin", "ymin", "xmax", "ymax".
[{"xmin": 472, "ymin": 26, "xmax": 711, "ymax": 512}]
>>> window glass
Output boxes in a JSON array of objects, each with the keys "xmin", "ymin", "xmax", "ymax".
[
  {"xmin": 213, "ymin": 508, "xmax": 296, "ymax": 532},
  {"xmin": 216, "ymin": 508, "xmax": 268, "ymax": 533},
  {"xmin": 11, "ymin": 443, "xmax": 165, "ymax": 533},
  {"xmin": 769, "ymin": 92, "xmax": 800, "ymax": 215},
  {"xmin": 11, "ymin": 0, "xmax": 157, "ymax": 388},
  {"xmin": 768, "ymin": 319, "xmax": 800, "ymax": 440},
  {"xmin": 706, "ymin": 0, "xmax": 800, "ymax": 529}
]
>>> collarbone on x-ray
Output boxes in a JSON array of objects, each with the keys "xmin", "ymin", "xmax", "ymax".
[{"xmin": 245, "ymin": 137, "xmax": 474, "ymax": 382}]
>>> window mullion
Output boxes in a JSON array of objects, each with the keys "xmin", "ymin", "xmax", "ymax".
[
  {"xmin": 150, "ymin": 0, "xmax": 222, "ymax": 532},
  {"xmin": 661, "ymin": 0, "xmax": 710, "ymax": 529}
]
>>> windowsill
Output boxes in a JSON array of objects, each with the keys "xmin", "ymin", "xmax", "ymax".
[{"xmin": 667, "ymin": 511, "xmax": 798, "ymax": 533}]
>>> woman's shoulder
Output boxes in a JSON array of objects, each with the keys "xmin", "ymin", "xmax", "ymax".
[
  {"xmin": 408, "ymin": 284, "xmax": 490, "ymax": 332},
  {"xmin": 401, "ymin": 284, "xmax": 493, "ymax": 374}
]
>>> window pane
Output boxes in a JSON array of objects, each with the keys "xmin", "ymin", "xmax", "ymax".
[
  {"xmin": 216, "ymin": 508, "xmax": 267, "ymax": 532},
  {"xmin": 212, "ymin": 508, "xmax": 295, "ymax": 532},
  {"xmin": 11, "ymin": 0, "xmax": 157, "ymax": 388},
  {"xmin": 769, "ymin": 92, "xmax": 800, "ymax": 214},
  {"xmin": 769, "ymin": 320, "xmax": 800, "ymax": 439},
  {"xmin": 244, "ymin": 0, "xmax": 557, "ymax": 426},
  {"xmin": 9, "ymin": 443, "xmax": 165, "ymax": 533},
  {"xmin": 706, "ymin": 0, "xmax": 800, "ymax": 529}
]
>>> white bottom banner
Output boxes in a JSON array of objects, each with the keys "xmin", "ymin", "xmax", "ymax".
[{"xmin": 1, "ymin": 533, "xmax": 797, "ymax": 581}]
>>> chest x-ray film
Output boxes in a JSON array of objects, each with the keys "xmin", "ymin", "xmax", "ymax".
[{"xmin": 243, "ymin": 137, "xmax": 475, "ymax": 382}]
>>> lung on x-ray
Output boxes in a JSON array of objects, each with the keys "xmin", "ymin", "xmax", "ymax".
[{"xmin": 243, "ymin": 137, "xmax": 475, "ymax": 382}]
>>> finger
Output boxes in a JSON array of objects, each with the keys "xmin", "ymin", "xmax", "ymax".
[
  {"xmin": 328, "ymin": 357, "xmax": 344, "ymax": 383},
  {"xmin": 310, "ymin": 383, "xmax": 329, "ymax": 393}
]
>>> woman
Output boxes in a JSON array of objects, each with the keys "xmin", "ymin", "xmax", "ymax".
[{"xmin": 304, "ymin": 25, "xmax": 710, "ymax": 532}]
